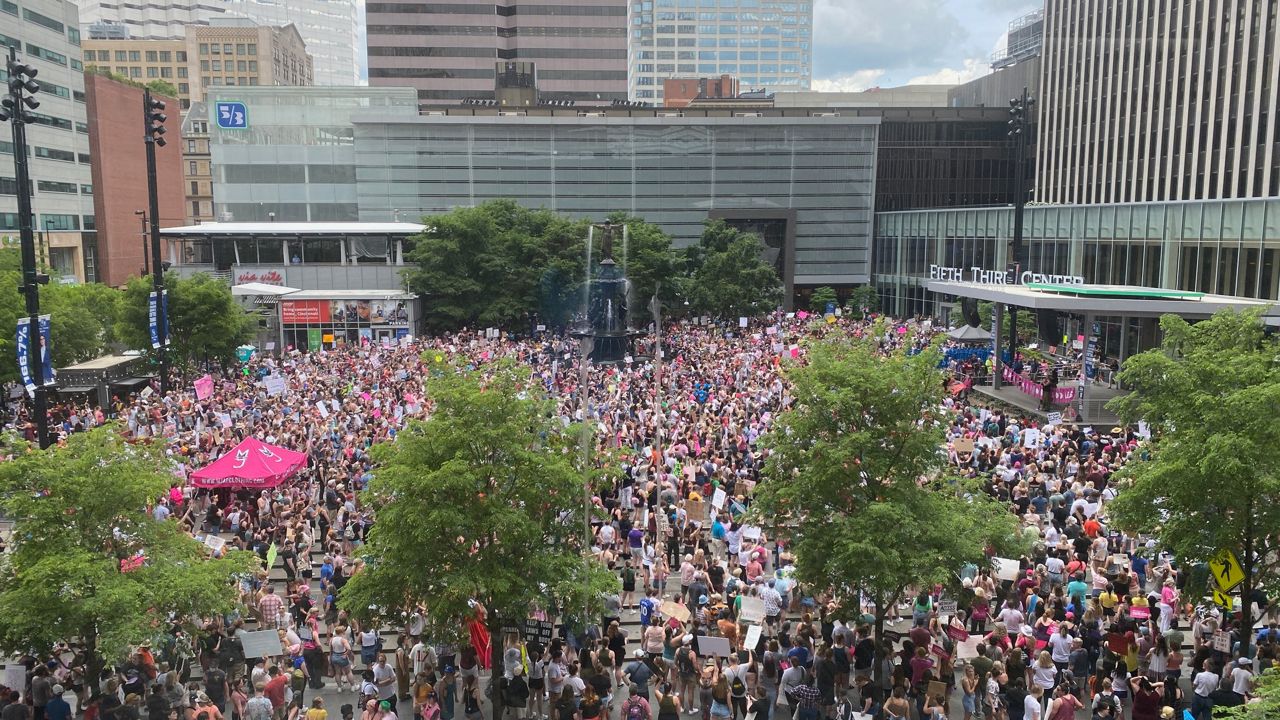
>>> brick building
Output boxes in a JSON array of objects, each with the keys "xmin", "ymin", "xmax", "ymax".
[{"xmin": 84, "ymin": 73, "xmax": 186, "ymax": 287}]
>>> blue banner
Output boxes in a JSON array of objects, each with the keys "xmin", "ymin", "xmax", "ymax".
[
  {"xmin": 39, "ymin": 315, "xmax": 53, "ymax": 386},
  {"xmin": 149, "ymin": 291, "xmax": 160, "ymax": 349},
  {"xmin": 16, "ymin": 320, "xmax": 33, "ymax": 392},
  {"xmin": 161, "ymin": 289, "xmax": 170, "ymax": 346}
]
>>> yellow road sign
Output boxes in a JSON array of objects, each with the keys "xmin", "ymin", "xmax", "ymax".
[
  {"xmin": 1210, "ymin": 587, "xmax": 1233, "ymax": 609},
  {"xmin": 1209, "ymin": 549, "xmax": 1244, "ymax": 592}
]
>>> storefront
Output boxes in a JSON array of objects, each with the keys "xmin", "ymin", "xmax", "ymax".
[{"xmin": 278, "ymin": 290, "xmax": 418, "ymax": 351}]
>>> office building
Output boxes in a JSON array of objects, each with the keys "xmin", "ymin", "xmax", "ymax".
[
  {"xmin": 81, "ymin": 38, "xmax": 191, "ymax": 106},
  {"xmin": 186, "ymin": 19, "xmax": 312, "ymax": 100},
  {"xmin": 365, "ymin": 0, "xmax": 629, "ymax": 105},
  {"xmin": 83, "ymin": 73, "xmax": 185, "ymax": 286},
  {"xmin": 71, "ymin": 0, "xmax": 359, "ymax": 86},
  {"xmin": 1037, "ymin": 0, "xmax": 1280, "ymax": 204},
  {"xmin": 205, "ymin": 86, "xmax": 419, "ymax": 223},
  {"xmin": 948, "ymin": 10, "xmax": 1042, "ymax": 110},
  {"xmin": 663, "ymin": 74, "xmax": 739, "ymax": 107},
  {"xmin": 628, "ymin": 0, "xmax": 813, "ymax": 102},
  {"xmin": 777, "ymin": 86, "xmax": 951, "ymax": 109},
  {"xmin": 1, "ymin": 0, "xmax": 96, "ymax": 282}
]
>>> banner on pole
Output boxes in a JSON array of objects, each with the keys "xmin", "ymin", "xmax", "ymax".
[
  {"xmin": 39, "ymin": 315, "xmax": 53, "ymax": 386},
  {"xmin": 15, "ymin": 321, "xmax": 33, "ymax": 392},
  {"xmin": 148, "ymin": 292, "xmax": 160, "ymax": 349},
  {"xmin": 161, "ymin": 290, "xmax": 170, "ymax": 346}
]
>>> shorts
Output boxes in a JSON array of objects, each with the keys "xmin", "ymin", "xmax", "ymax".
[
  {"xmin": 962, "ymin": 694, "xmax": 974, "ymax": 714},
  {"xmin": 460, "ymin": 666, "xmax": 479, "ymax": 680},
  {"xmin": 529, "ymin": 679, "xmax": 545, "ymax": 691}
]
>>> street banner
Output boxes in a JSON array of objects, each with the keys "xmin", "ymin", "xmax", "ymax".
[
  {"xmin": 39, "ymin": 315, "xmax": 52, "ymax": 385},
  {"xmin": 15, "ymin": 320, "xmax": 33, "ymax": 392},
  {"xmin": 161, "ymin": 290, "xmax": 170, "ymax": 346},
  {"xmin": 149, "ymin": 292, "xmax": 160, "ymax": 348}
]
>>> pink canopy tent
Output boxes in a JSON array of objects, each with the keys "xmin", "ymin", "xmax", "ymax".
[{"xmin": 190, "ymin": 436, "xmax": 307, "ymax": 489}]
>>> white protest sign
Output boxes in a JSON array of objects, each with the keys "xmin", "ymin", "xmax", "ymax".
[
  {"xmin": 217, "ymin": 412, "xmax": 233, "ymax": 428},
  {"xmin": 1046, "ymin": 412, "xmax": 1063, "ymax": 426},
  {"xmin": 316, "ymin": 401, "xmax": 330, "ymax": 418},
  {"xmin": 743, "ymin": 624, "xmax": 763, "ymax": 651},
  {"xmin": 697, "ymin": 635, "xmax": 733, "ymax": 657},
  {"xmin": 263, "ymin": 374, "xmax": 286, "ymax": 397},
  {"xmin": 742, "ymin": 525, "xmax": 762, "ymax": 541},
  {"xmin": 739, "ymin": 317, "xmax": 749, "ymax": 328},
  {"xmin": 739, "ymin": 597, "xmax": 766, "ymax": 624},
  {"xmin": 3, "ymin": 666, "xmax": 25, "ymax": 693},
  {"xmin": 240, "ymin": 629, "xmax": 285, "ymax": 658},
  {"xmin": 204, "ymin": 534, "xmax": 226, "ymax": 553},
  {"xmin": 1212, "ymin": 630, "xmax": 1232, "ymax": 653},
  {"xmin": 711, "ymin": 488, "xmax": 727, "ymax": 510},
  {"xmin": 937, "ymin": 600, "xmax": 958, "ymax": 616},
  {"xmin": 993, "ymin": 557, "xmax": 1020, "ymax": 582}
]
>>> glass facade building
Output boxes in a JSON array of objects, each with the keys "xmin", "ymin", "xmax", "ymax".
[
  {"xmin": 206, "ymin": 86, "xmax": 419, "ymax": 222},
  {"xmin": 353, "ymin": 113, "xmax": 878, "ymax": 288},
  {"xmin": 628, "ymin": 0, "xmax": 813, "ymax": 101},
  {"xmin": 873, "ymin": 198, "xmax": 1280, "ymax": 318}
]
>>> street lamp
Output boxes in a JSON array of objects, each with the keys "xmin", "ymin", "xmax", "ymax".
[
  {"xmin": 144, "ymin": 88, "xmax": 170, "ymax": 394},
  {"xmin": 135, "ymin": 209, "xmax": 149, "ymax": 276},
  {"xmin": 1006, "ymin": 87, "xmax": 1035, "ymax": 360},
  {"xmin": 1, "ymin": 46, "xmax": 52, "ymax": 448}
]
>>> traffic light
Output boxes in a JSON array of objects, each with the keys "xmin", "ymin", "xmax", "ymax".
[
  {"xmin": 0, "ymin": 60, "xmax": 40, "ymax": 123},
  {"xmin": 146, "ymin": 93, "xmax": 167, "ymax": 147}
]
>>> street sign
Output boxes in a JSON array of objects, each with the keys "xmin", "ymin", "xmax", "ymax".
[
  {"xmin": 1209, "ymin": 549, "xmax": 1244, "ymax": 592},
  {"xmin": 216, "ymin": 101, "xmax": 248, "ymax": 129},
  {"xmin": 1210, "ymin": 587, "xmax": 1233, "ymax": 609}
]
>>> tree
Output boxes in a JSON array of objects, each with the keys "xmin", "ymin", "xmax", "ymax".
[
  {"xmin": 683, "ymin": 219, "xmax": 782, "ymax": 318},
  {"xmin": 145, "ymin": 80, "xmax": 179, "ymax": 97},
  {"xmin": 809, "ymin": 286, "xmax": 838, "ymax": 314},
  {"xmin": 116, "ymin": 273, "xmax": 256, "ymax": 369},
  {"xmin": 603, "ymin": 212, "xmax": 682, "ymax": 313},
  {"xmin": 339, "ymin": 361, "xmax": 617, "ymax": 718},
  {"xmin": 848, "ymin": 285, "xmax": 879, "ymax": 317},
  {"xmin": 0, "ymin": 426, "xmax": 256, "ymax": 683},
  {"xmin": 1106, "ymin": 310, "xmax": 1280, "ymax": 658},
  {"xmin": 752, "ymin": 331, "xmax": 1023, "ymax": 686},
  {"xmin": 1221, "ymin": 667, "xmax": 1279, "ymax": 720}
]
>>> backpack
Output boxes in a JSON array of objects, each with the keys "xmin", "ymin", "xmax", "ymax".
[
  {"xmin": 730, "ymin": 672, "xmax": 747, "ymax": 698},
  {"xmin": 626, "ymin": 699, "xmax": 647, "ymax": 720}
]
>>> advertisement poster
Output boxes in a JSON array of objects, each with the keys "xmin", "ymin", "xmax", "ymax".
[
  {"xmin": 306, "ymin": 329, "xmax": 322, "ymax": 352},
  {"xmin": 149, "ymin": 291, "xmax": 160, "ymax": 348}
]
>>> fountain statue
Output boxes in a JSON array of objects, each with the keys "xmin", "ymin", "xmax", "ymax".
[{"xmin": 574, "ymin": 223, "xmax": 642, "ymax": 364}]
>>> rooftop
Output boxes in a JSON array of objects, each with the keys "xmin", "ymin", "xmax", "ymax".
[
  {"xmin": 160, "ymin": 222, "xmax": 426, "ymax": 236},
  {"xmin": 927, "ymin": 280, "xmax": 1280, "ymax": 321}
]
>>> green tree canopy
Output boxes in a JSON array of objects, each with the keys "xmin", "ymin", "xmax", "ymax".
[
  {"xmin": 753, "ymin": 332, "xmax": 1023, "ymax": 663},
  {"xmin": 1107, "ymin": 310, "xmax": 1280, "ymax": 656},
  {"xmin": 116, "ymin": 273, "xmax": 256, "ymax": 368},
  {"xmin": 809, "ymin": 286, "xmax": 838, "ymax": 314},
  {"xmin": 848, "ymin": 285, "xmax": 879, "ymax": 317},
  {"xmin": 0, "ymin": 426, "xmax": 256, "ymax": 681},
  {"xmin": 340, "ymin": 360, "xmax": 617, "ymax": 676},
  {"xmin": 682, "ymin": 219, "xmax": 782, "ymax": 318}
]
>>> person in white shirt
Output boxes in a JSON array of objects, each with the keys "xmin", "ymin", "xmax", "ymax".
[
  {"xmin": 1191, "ymin": 666, "xmax": 1219, "ymax": 720},
  {"xmin": 998, "ymin": 603, "xmax": 1025, "ymax": 636},
  {"xmin": 1230, "ymin": 658, "xmax": 1255, "ymax": 701},
  {"xmin": 1024, "ymin": 684, "xmax": 1043, "ymax": 720}
]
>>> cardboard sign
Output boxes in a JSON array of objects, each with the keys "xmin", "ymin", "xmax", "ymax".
[
  {"xmin": 927, "ymin": 681, "xmax": 947, "ymax": 702},
  {"xmin": 697, "ymin": 635, "xmax": 733, "ymax": 657},
  {"xmin": 743, "ymin": 624, "xmax": 763, "ymax": 652},
  {"xmin": 240, "ymin": 629, "xmax": 285, "ymax": 658},
  {"xmin": 1212, "ymin": 630, "xmax": 1232, "ymax": 653},
  {"xmin": 739, "ymin": 597, "xmax": 766, "ymax": 624},
  {"xmin": 316, "ymin": 401, "xmax": 330, "ymax": 418},
  {"xmin": 203, "ymin": 534, "xmax": 226, "ymax": 553},
  {"xmin": 660, "ymin": 601, "xmax": 691, "ymax": 624},
  {"xmin": 953, "ymin": 438, "xmax": 975, "ymax": 454},
  {"xmin": 2, "ymin": 667, "xmax": 24, "ymax": 695},
  {"xmin": 937, "ymin": 600, "xmax": 958, "ymax": 616}
]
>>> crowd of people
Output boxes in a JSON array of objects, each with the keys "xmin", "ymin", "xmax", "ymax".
[{"xmin": 0, "ymin": 310, "xmax": 1275, "ymax": 720}]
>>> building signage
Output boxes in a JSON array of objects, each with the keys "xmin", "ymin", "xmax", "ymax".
[
  {"xmin": 929, "ymin": 265, "xmax": 1085, "ymax": 286},
  {"xmin": 216, "ymin": 101, "xmax": 248, "ymax": 129},
  {"xmin": 235, "ymin": 267, "xmax": 287, "ymax": 286},
  {"xmin": 281, "ymin": 300, "xmax": 331, "ymax": 324}
]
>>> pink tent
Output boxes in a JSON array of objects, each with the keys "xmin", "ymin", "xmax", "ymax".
[{"xmin": 190, "ymin": 436, "xmax": 307, "ymax": 489}]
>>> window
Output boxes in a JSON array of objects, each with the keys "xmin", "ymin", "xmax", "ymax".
[
  {"xmin": 190, "ymin": 181, "xmax": 199, "ymax": 195},
  {"xmin": 80, "ymin": 184, "xmax": 92, "ymax": 194},
  {"xmin": 22, "ymin": 8, "xmax": 65, "ymax": 33},
  {"xmin": 248, "ymin": 60, "xmax": 257, "ymax": 72},
  {"xmin": 211, "ymin": 60, "xmax": 220, "ymax": 71},
  {"xmin": 115, "ymin": 50, "xmax": 127, "ymax": 61},
  {"xmin": 29, "ymin": 113, "xmax": 73, "ymax": 131},
  {"xmin": 189, "ymin": 161, "xmax": 197, "ymax": 175},
  {"xmin": 191, "ymin": 201, "xmax": 201, "ymax": 217},
  {"xmin": 71, "ymin": 58, "xmax": 82, "ymax": 71},
  {"xmin": 35, "ymin": 146, "xmax": 75, "ymax": 162},
  {"xmin": 236, "ymin": 43, "xmax": 246, "ymax": 55},
  {"xmin": 26, "ymin": 43, "xmax": 67, "ymax": 65},
  {"xmin": 0, "ymin": 1, "xmax": 15, "ymax": 16},
  {"xmin": 159, "ymin": 50, "xmax": 171, "ymax": 62},
  {"xmin": 37, "ymin": 180, "xmax": 78, "ymax": 194},
  {"xmin": 223, "ymin": 44, "xmax": 232, "ymax": 54},
  {"xmin": 247, "ymin": 44, "xmax": 257, "ymax": 55},
  {"xmin": 176, "ymin": 50, "xmax": 187, "ymax": 62},
  {"xmin": 75, "ymin": 122, "xmax": 88, "ymax": 134},
  {"xmin": 67, "ymin": 27, "xmax": 80, "ymax": 45},
  {"xmin": 0, "ymin": 176, "xmax": 16, "ymax": 194},
  {"xmin": 128, "ymin": 50, "xmax": 140, "ymax": 61},
  {"xmin": 237, "ymin": 60, "xmax": 247, "ymax": 71},
  {"xmin": 199, "ymin": 43, "xmax": 209, "ymax": 55},
  {"xmin": 40, "ymin": 214, "xmax": 79, "ymax": 231},
  {"xmin": 130, "ymin": 67, "xmax": 141, "ymax": 77},
  {"xmin": 178, "ymin": 82, "xmax": 189, "ymax": 93},
  {"xmin": 145, "ymin": 50, "xmax": 157, "ymax": 62},
  {"xmin": 147, "ymin": 67, "xmax": 158, "ymax": 78},
  {"xmin": 200, "ymin": 60, "xmax": 209, "ymax": 71},
  {"xmin": 77, "ymin": 152, "xmax": 90, "ymax": 164},
  {"xmin": 160, "ymin": 67, "xmax": 172, "ymax": 78}
]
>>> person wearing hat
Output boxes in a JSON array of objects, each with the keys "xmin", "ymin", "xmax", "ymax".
[
  {"xmin": 623, "ymin": 650, "xmax": 653, "ymax": 700},
  {"xmin": 43, "ymin": 686, "xmax": 70, "ymax": 720},
  {"xmin": 434, "ymin": 668, "xmax": 456, "ymax": 720},
  {"xmin": 1229, "ymin": 657, "xmax": 1255, "ymax": 703}
]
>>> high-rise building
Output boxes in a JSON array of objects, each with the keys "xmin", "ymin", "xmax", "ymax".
[
  {"xmin": 1037, "ymin": 0, "xmax": 1280, "ymax": 204},
  {"xmin": 180, "ymin": 101, "xmax": 213, "ymax": 224},
  {"xmin": 948, "ymin": 9, "xmax": 1042, "ymax": 109},
  {"xmin": 1, "ymin": 0, "xmax": 96, "ymax": 283},
  {"xmin": 81, "ymin": 38, "xmax": 191, "ymax": 106},
  {"xmin": 628, "ymin": 0, "xmax": 813, "ymax": 102},
  {"xmin": 365, "ymin": 0, "xmax": 629, "ymax": 106},
  {"xmin": 186, "ymin": 19, "xmax": 312, "ymax": 100},
  {"xmin": 69, "ymin": 0, "xmax": 359, "ymax": 85}
]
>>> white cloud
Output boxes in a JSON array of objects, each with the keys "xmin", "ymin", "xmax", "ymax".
[
  {"xmin": 906, "ymin": 57, "xmax": 989, "ymax": 86},
  {"xmin": 810, "ymin": 69, "xmax": 888, "ymax": 93}
]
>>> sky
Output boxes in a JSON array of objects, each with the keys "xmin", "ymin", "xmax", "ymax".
[{"xmin": 811, "ymin": 0, "xmax": 1041, "ymax": 92}]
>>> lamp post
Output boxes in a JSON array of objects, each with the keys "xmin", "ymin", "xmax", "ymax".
[
  {"xmin": 144, "ymin": 88, "xmax": 169, "ymax": 394},
  {"xmin": 135, "ymin": 209, "xmax": 149, "ymax": 276},
  {"xmin": 2, "ymin": 46, "xmax": 51, "ymax": 448},
  {"xmin": 1007, "ymin": 86, "xmax": 1035, "ymax": 360}
]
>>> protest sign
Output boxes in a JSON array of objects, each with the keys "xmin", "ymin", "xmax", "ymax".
[
  {"xmin": 240, "ymin": 630, "xmax": 285, "ymax": 658},
  {"xmin": 739, "ymin": 597, "xmax": 765, "ymax": 624}
]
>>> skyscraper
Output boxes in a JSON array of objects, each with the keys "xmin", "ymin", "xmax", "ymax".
[
  {"xmin": 70, "ymin": 0, "xmax": 359, "ymax": 85},
  {"xmin": 365, "ymin": 0, "xmax": 629, "ymax": 105},
  {"xmin": 628, "ymin": 0, "xmax": 813, "ymax": 102},
  {"xmin": 1037, "ymin": 0, "xmax": 1280, "ymax": 204}
]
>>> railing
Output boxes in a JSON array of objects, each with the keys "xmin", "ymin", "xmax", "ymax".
[{"xmin": 1002, "ymin": 366, "xmax": 1077, "ymax": 404}]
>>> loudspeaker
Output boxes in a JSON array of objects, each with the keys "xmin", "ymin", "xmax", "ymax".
[{"xmin": 961, "ymin": 298, "xmax": 981, "ymax": 328}]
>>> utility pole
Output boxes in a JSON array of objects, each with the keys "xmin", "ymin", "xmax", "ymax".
[
  {"xmin": 649, "ymin": 283, "xmax": 663, "ymax": 455},
  {"xmin": 2, "ymin": 47, "xmax": 51, "ymax": 448},
  {"xmin": 144, "ymin": 89, "xmax": 170, "ymax": 394},
  {"xmin": 1007, "ymin": 86, "xmax": 1035, "ymax": 360}
]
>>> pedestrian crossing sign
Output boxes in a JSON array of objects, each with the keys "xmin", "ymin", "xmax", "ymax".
[
  {"xmin": 1211, "ymin": 587, "xmax": 1233, "ymax": 609},
  {"xmin": 1209, "ymin": 549, "xmax": 1244, "ymax": 592}
]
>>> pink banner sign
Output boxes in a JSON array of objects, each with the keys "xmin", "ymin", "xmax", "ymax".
[
  {"xmin": 194, "ymin": 374, "xmax": 214, "ymax": 400},
  {"xmin": 1002, "ymin": 367, "xmax": 1077, "ymax": 404}
]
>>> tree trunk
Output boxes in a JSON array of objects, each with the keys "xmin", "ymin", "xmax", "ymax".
[
  {"xmin": 84, "ymin": 628, "xmax": 103, "ymax": 702},
  {"xmin": 488, "ymin": 615, "xmax": 505, "ymax": 720},
  {"xmin": 1239, "ymin": 509, "xmax": 1255, "ymax": 659}
]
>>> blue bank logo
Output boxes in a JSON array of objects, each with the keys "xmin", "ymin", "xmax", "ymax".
[{"xmin": 216, "ymin": 101, "xmax": 248, "ymax": 129}]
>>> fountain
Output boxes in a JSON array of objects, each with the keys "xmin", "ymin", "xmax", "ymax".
[{"xmin": 573, "ymin": 223, "xmax": 642, "ymax": 365}]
